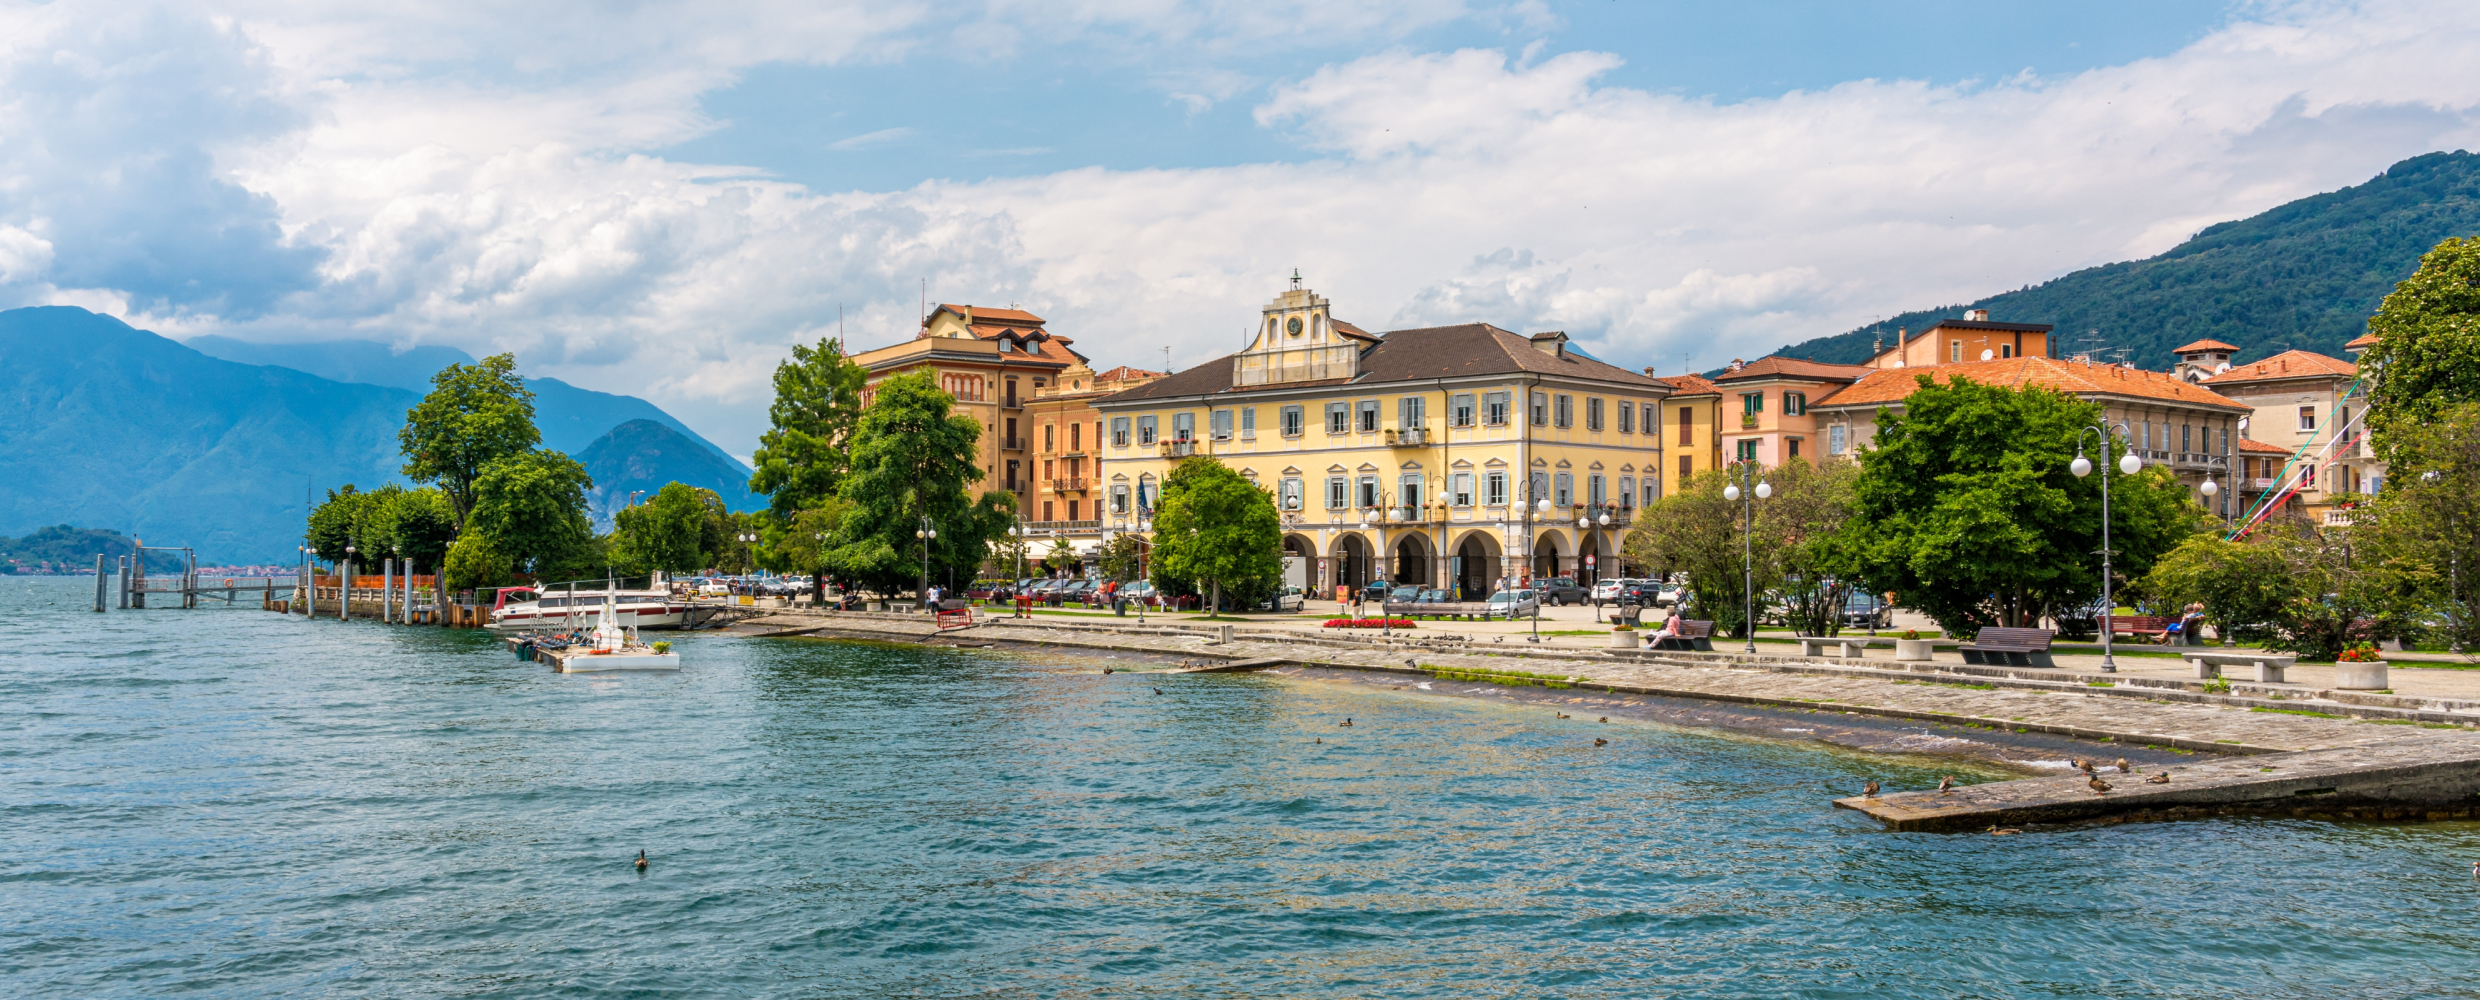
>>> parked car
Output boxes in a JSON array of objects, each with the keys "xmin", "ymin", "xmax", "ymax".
[
  {"xmin": 1615, "ymin": 580, "xmax": 1665, "ymax": 606},
  {"xmin": 1535, "ymin": 576, "xmax": 1588, "ymax": 606},
  {"xmin": 1361, "ymin": 581, "xmax": 1407, "ymax": 604},
  {"xmin": 1841, "ymin": 591, "xmax": 1894, "ymax": 630},
  {"xmin": 1485, "ymin": 589, "xmax": 1541, "ymax": 618},
  {"xmin": 1058, "ymin": 579, "xmax": 1095, "ymax": 604},
  {"xmin": 1592, "ymin": 578, "xmax": 1651, "ymax": 607},
  {"xmin": 1256, "ymin": 586, "xmax": 1306, "ymax": 613},
  {"xmin": 1115, "ymin": 581, "xmax": 1161, "ymax": 607}
]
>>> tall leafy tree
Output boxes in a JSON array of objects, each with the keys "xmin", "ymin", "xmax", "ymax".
[
  {"xmin": 2366, "ymin": 237, "xmax": 2480, "ymax": 467},
  {"xmin": 1151, "ymin": 457, "xmax": 1282, "ymax": 617},
  {"xmin": 378, "ymin": 488, "xmax": 461, "ymax": 571},
  {"xmin": 2358, "ymin": 401, "xmax": 2480, "ymax": 651},
  {"xmin": 824, "ymin": 372, "xmax": 1013, "ymax": 596},
  {"xmin": 1757, "ymin": 458, "xmax": 1862, "ymax": 637},
  {"xmin": 399, "ymin": 353, "xmax": 540, "ymax": 531},
  {"xmin": 1095, "ymin": 533, "xmax": 1144, "ymax": 584},
  {"xmin": 466, "ymin": 449, "xmax": 596, "ymax": 579},
  {"xmin": 1844, "ymin": 377, "xmax": 2197, "ymax": 635},
  {"xmin": 749, "ymin": 337, "xmax": 870, "ymax": 520},
  {"xmin": 1624, "ymin": 466, "xmax": 1765, "ymax": 635},
  {"xmin": 611, "ymin": 482, "xmax": 712, "ymax": 577}
]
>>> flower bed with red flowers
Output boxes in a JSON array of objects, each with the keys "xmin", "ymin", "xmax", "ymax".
[{"xmin": 1323, "ymin": 618, "xmax": 1415, "ymax": 629}]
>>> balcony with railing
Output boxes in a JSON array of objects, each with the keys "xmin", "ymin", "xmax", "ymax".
[
  {"xmin": 1386, "ymin": 427, "xmax": 1429, "ymax": 447},
  {"xmin": 1001, "ymin": 436, "xmax": 1027, "ymax": 451},
  {"xmin": 1159, "ymin": 439, "xmax": 1197, "ymax": 457},
  {"xmin": 1048, "ymin": 478, "xmax": 1091, "ymax": 493},
  {"xmin": 1021, "ymin": 520, "xmax": 1103, "ymax": 534}
]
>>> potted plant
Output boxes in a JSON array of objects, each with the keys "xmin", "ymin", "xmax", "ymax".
[
  {"xmin": 2333, "ymin": 642, "xmax": 2388, "ymax": 690},
  {"xmin": 1610, "ymin": 623, "xmax": 1639, "ymax": 649},
  {"xmin": 1894, "ymin": 628, "xmax": 1936, "ymax": 662}
]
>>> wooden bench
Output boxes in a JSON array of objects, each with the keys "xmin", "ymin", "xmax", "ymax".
[
  {"xmin": 1384, "ymin": 600, "xmax": 1498, "ymax": 620},
  {"xmin": 2181, "ymin": 650, "xmax": 2296, "ymax": 683},
  {"xmin": 1797, "ymin": 635, "xmax": 1886, "ymax": 658},
  {"xmin": 1959, "ymin": 626, "xmax": 2056, "ymax": 667},
  {"xmin": 2101, "ymin": 615, "xmax": 2172, "ymax": 641},
  {"xmin": 1650, "ymin": 620, "xmax": 1716, "ymax": 651}
]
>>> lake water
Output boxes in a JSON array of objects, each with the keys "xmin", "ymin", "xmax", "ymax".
[{"xmin": 6, "ymin": 576, "xmax": 2479, "ymax": 998}]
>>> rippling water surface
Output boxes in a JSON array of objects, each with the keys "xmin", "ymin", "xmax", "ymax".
[{"xmin": 6, "ymin": 577, "xmax": 2479, "ymax": 998}]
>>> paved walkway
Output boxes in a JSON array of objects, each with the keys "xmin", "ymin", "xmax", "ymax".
[{"xmin": 730, "ymin": 607, "xmax": 2480, "ymax": 756}]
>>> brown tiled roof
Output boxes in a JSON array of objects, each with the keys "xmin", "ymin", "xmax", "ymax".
[
  {"xmin": 1812, "ymin": 356, "xmax": 2249, "ymax": 411},
  {"xmin": 2345, "ymin": 332, "xmax": 2379, "ymax": 349},
  {"xmin": 1649, "ymin": 373, "xmax": 1721, "ymax": 396},
  {"xmin": 949, "ymin": 304, "xmax": 1045, "ymax": 325},
  {"xmin": 1332, "ymin": 319, "xmax": 1379, "ymax": 343},
  {"xmin": 2200, "ymin": 349, "xmax": 2355, "ymax": 384},
  {"xmin": 1092, "ymin": 365, "xmax": 1166, "ymax": 383},
  {"xmin": 2172, "ymin": 339, "xmax": 2241, "ymax": 354},
  {"xmin": 2238, "ymin": 438, "xmax": 2293, "ymax": 455},
  {"xmin": 1096, "ymin": 323, "xmax": 1665, "ymax": 405},
  {"xmin": 1906, "ymin": 317, "xmax": 2054, "ymax": 341},
  {"xmin": 1713, "ymin": 356, "xmax": 1874, "ymax": 384}
]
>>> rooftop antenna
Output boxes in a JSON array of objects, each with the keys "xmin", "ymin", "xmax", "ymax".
[{"xmin": 1163, "ymin": 345, "xmax": 1172, "ymax": 373}]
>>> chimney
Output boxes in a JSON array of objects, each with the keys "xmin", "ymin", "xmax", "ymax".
[{"xmin": 1964, "ymin": 309, "xmax": 1990, "ymax": 322}]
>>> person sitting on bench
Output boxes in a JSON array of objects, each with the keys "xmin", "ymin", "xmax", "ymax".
[
  {"xmin": 1651, "ymin": 610, "xmax": 1683, "ymax": 642},
  {"xmin": 2162, "ymin": 602, "xmax": 2205, "ymax": 645}
]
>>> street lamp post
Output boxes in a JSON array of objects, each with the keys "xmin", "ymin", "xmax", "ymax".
[
  {"xmin": 1722, "ymin": 464, "xmax": 1771, "ymax": 653},
  {"xmin": 1136, "ymin": 515, "xmax": 1154, "ymax": 624},
  {"xmin": 915, "ymin": 516, "xmax": 937, "ymax": 611},
  {"xmin": 2071, "ymin": 421, "xmax": 2141, "ymax": 672},
  {"xmin": 1531, "ymin": 496, "xmax": 1552, "ymax": 642},
  {"xmin": 1008, "ymin": 522, "xmax": 1025, "ymax": 618},
  {"xmin": 341, "ymin": 544, "xmax": 356, "ymax": 622}
]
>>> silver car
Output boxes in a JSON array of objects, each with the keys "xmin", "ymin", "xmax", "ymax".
[{"xmin": 1484, "ymin": 589, "xmax": 1541, "ymax": 618}]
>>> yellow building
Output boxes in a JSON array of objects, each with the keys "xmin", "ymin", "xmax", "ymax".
[
  {"xmin": 1648, "ymin": 372, "xmax": 1723, "ymax": 493},
  {"xmin": 1092, "ymin": 280, "xmax": 1672, "ymax": 598}
]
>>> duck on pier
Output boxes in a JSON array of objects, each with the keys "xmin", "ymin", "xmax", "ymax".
[
  {"xmin": 2089, "ymin": 776, "xmax": 2113, "ymax": 795},
  {"xmin": 2146, "ymin": 772, "xmax": 2171, "ymax": 784},
  {"xmin": 1863, "ymin": 780, "xmax": 1880, "ymax": 798},
  {"xmin": 1937, "ymin": 776, "xmax": 1955, "ymax": 793}
]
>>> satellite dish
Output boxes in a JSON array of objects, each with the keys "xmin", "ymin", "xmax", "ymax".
[
  {"xmin": 1979, "ymin": 349, "xmax": 1995, "ymax": 361},
  {"xmin": 2215, "ymin": 362, "xmax": 2231, "ymax": 373},
  {"xmin": 1890, "ymin": 360, "xmax": 1905, "ymax": 369}
]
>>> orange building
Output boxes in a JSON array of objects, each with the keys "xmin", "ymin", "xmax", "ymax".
[
  {"xmin": 848, "ymin": 304, "xmax": 1085, "ymax": 515},
  {"xmin": 1866, "ymin": 310, "xmax": 2054, "ymax": 368},
  {"xmin": 1710, "ymin": 356, "xmax": 1874, "ymax": 467},
  {"xmin": 1810, "ymin": 355, "xmax": 2250, "ymax": 498},
  {"xmin": 1647, "ymin": 372, "xmax": 1722, "ymax": 492},
  {"xmin": 1023, "ymin": 362, "xmax": 1165, "ymax": 552}
]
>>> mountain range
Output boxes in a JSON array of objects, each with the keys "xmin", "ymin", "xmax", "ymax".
[
  {"xmin": 1765, "ymin": 150, "xmax": 2480, "ymax": 368},
  {"xmin": 0, "ymin": 307, "xmax": 755, "ymax": 562}
]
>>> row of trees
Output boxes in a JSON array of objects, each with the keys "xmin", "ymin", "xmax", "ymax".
[{"xmin": 1625, "ymin": 236, "xmax": 2480, "ymax": 662}]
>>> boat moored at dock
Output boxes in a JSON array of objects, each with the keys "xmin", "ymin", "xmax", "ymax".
[{"xmin": 490, "ymin": 579, "xmax": 697, "ymax": 631}]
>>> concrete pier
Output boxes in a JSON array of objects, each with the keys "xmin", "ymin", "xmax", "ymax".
[{"xmin": 1835, "ymin": 735, "xmax": 2480, "ymax": 830}]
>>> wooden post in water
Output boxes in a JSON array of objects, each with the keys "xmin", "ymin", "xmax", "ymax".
[
  {"xmin": 339, "ymin": 557, "xmax": 350, "ymax": 620},
  {"xmin": 184, "ymin": 549, "xmax": 197, "ymax": 609},
  {"xmin": 117, "ymin": 556, "xmax": 129, "ymax": 609},
  {"xmin": 381, "ymin": 558, "xmax": 393, "ymax": 624},
  {"xmin": 93, "ymin": 554, "xmax": 107, "ymax": 612}
]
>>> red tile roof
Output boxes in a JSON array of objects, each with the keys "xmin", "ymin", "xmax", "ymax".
[
  {"xmin": 2238, "ymin": 438, "xmax": 2293, "ymax": 455},
  {"xmin": 1814, "ymin": 356, "xmax": 2249, "ymax": 411},
  {"xmin": 1648, "ymin": 373, "xmax": 1721, "ymax": 396},
  {"xmin": 2172, "ymin": 339, "xmax": 2241, "ymax": 354},
  {"xmin": 2345, "ymin": 332, "xmax": 2379, "ymax": 350},
  {"xmin": 1714, "ymin": 356, "xmax": 1875, "ymax": 383},
  {"xmin": 948, "ymin": 304, "xmax": 1046, "ymax": 325},
  {"xmin": 2200, "ymin": 350, "xmax": 2355, "ymax": 384}
]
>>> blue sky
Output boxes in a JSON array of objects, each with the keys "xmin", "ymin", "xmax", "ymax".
[
  {"xmin": 0, "ymin": 0, "xmax": 2473, "ymax": 455},
  {"xmin": 671, "ymin": 1, "xmax": 2233, "ymax": 193}
]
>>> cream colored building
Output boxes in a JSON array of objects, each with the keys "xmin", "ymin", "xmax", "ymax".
[
  {"xmin": 1092, "ymin": 280, "xmax": 1671, "ymax": 599},
  {"xmin": 2196, "ymin": 342, "xmax": 2379, "ymax": 522}
]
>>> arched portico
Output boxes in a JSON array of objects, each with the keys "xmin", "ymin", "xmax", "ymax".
[
  {"xmin": 1282, "ymin": 533, "xmax": 1318, "ymax": 594},
  {"xmin": 1577, "ymin": 531, "xmax": 1606, "ymax": 585},
  {"xmin": 1391, "ymin": 531, "xmax": 1436, "ymax": 587},
  {"xmin": 1332, "ymin": 532, "xmax": 1375, "ymax": 592},
  {"xmin": 1452, "ymin": 530, "xmax": 1503, "ymax": 599},
  {"xmin": 1533, "ymin": 530, "xmax": 1566, "ymax": 581}
]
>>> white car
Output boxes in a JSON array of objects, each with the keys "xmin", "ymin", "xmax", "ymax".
[
  {"xmin": 1590, "ymin": 578, "xmax": 1637, "ymax": 606},
  {"xmin": 1485, "ymin": 589, "xmax": 1541, "ymax": 618}
]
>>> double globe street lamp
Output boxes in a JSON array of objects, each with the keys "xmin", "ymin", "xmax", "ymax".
[
  {"xmin": 1722, "ymin": 466, "xmax": 1770, "ymax": 653},
  {"xmin": 914, "ymin": 517, "xmax": 937, "ymax": 611},
  {"xmin": 2070, "ymin": 422, "xmax": 2142, "ymax": 672}
]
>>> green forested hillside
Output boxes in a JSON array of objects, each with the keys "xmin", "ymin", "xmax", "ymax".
[{"xmin": 1771, "ymin": 150, "xmax": 2480, "ymax": 367}]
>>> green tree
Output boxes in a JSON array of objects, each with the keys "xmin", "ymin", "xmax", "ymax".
[
  {"xmin": 823, "ymin": 372, "xmax": 1013, "ymax": 597},
  {"xmin": 2358, "ymin": 402, "xmax": 2480, "ymax": 652},
  {"xmin": 2366, "ymin": 237, "xmax": 2480, "ymax": 467},
  {"xmin": 769, "ymin": 501, "xmax": 851, "ymax": 590},
  {"xmin": 1758, "ymin": 457, "xmax": 1862, "ymax": 637},
  {"xmin": 611, "ymin": 482, "xmax": 710, "ymax": 577},
  {"xmin": 1042, "ymin": 538, "xmax": 1079, "ymax": 576},
  {"xmin": 466, "ymin": 449, "xmax": 596, "ymax": 579},
  {"xmin": 377, "ymin": 488, "xmax": 460, "ymax": 571},
  {"xmin": 307, "ymin": 485, "xmax": 374, "ymax": 562},
  {"xmin": 1096, "ymin": 533, "xmax": 1144, "ymax": 583},
  {"xmin": 1844, "ymin": 377, "xmax": 2199, "ymax": 636},
  {"xmin": 2134, "ymin": 533, "xmax": 2297, "ymax": 646},
  {"xmin": 1624, "ymin": 465, "xmax": 1766, "ymax": 635},
  {"xmin": 1151, "ymin": 457, "xmax": 1282, "ymax": 617},
  {"xmin": 443, "ymin": 533, "xmax": 510, "ymax": 592},
  {"xmin": 749, "ymin": 337, "xmax": 870, "ymax": 520},
  {"xmin": 399, "ymin": 354, "xmax": 540, "ymax": 531}
]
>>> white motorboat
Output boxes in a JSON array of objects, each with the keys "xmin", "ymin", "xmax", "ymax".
[{"xmin": 489, "ymin": 584, "xmax": 698, "ymax": 631}]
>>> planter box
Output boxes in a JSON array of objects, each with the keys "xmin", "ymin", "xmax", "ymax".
[
  {"xmin": 2333, "ymin": 660, "xmax": 2389, "ymax": 690},
  {"xmin": 1894, "ymin": 638, "xmax": 1936, "ymax": 661},
  {"xmin": 1609, "ymin": 630, "xmax": 1640, "ymax": 649}
]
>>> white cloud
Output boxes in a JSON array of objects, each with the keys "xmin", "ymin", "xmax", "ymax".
[
  {"xmin": 4, "ymin": 0, "xmax": 2480, "ymax": 454},
  {"xmin": 828, "ymin": 127, "xmax": 917, "ymax": 151}
]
